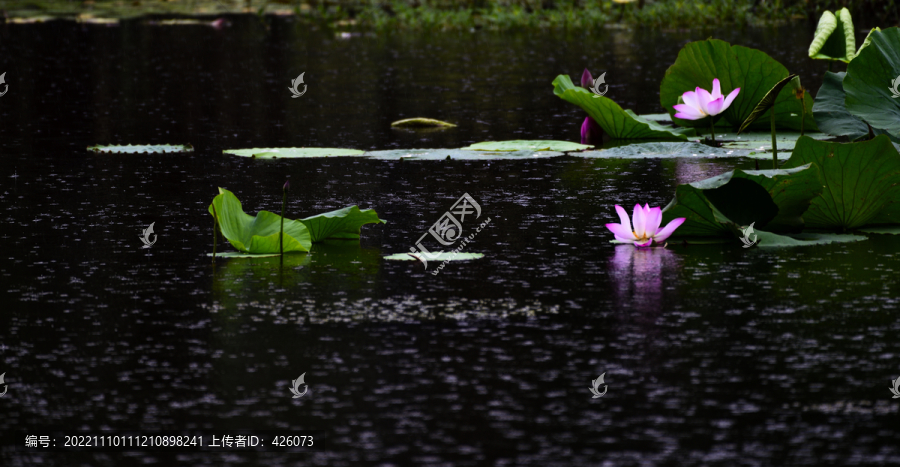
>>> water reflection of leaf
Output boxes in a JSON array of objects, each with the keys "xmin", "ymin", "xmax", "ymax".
[{"xmin": 211, "ymin": 241, "xmax": 381, "ymax": 310}]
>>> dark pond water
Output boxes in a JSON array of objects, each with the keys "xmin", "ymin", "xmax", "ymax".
[{"xmin": 2, "ymin": 17, "xmax": 900, "ymax": 466}]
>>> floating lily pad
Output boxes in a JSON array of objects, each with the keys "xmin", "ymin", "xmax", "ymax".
[
  {"xmin": 578, "ymin": 142, "xmax": 755, "ymax": 159},
  {"xmin": 553, "ymin": 74, "xmax": 695, "ymax": 140},
  {"xmin": 391, "ymin": 118, "xmax": 457, "ymax": 128},
  {"xmin": 755, "ymin": 231, "xmax": 866, "ymax": 247},
  {"xmin": 363, "ymin": 149, "xmax": 563, "ymax": 160},
  {"xmin": 87, "ymin": 144, "xmax": 194, "ymax": 153},
  {"xmin": 782, "ymin": 135, "xmax": 900, "ymax": 229},
  {"xmin": 660, "ymin": 39, "xmax": 816, "ymax": 131},
  {"xmin": 858, "ymin": 226, "xmax": 900, "ymax": 234},
  {"xmin": 461, "ymin": 140, "xmax": 592, "ymax": 152},
  {"xmin": 385, "ymin": 252, "xmax": 484, "ymax": 261},
  {"xmin": 714, "ymin": 131, "xmax": 835, "ymax": 153},
  {"xmin": 223, "ymin": 147, "xmax": 365, "ymax": 158}
]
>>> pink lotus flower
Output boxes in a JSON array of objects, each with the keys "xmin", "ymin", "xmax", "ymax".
[
  {"xmin": 672, "ymin": 78, "xmax": 740, "ymax": 120},
  {"xmin": 606, "ymin": 204, "xmax": 686, "ymax": 247}
]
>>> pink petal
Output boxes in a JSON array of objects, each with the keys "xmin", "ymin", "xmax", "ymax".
[
  {"xmin": 645, "ymin": 206, "xmax": 663, "ymax": 236},
  {"xmin": 614, "ymin": 204, "xmax": 631, "ymax": 231},
  {"xmin": 682, "ymin": 90, "xmax": 700, "ymax": 110},
  {"xmin": 632, "ymin": 204, "xmax": 646, "ymax": 238},
  {"xmin": 673, "ymin": 106, "xmax": 705, "ymax": 120},
  {"xmin": 722, "ymin": 87, "xmax": 740, "ymax": 111},
  {"xmin": 696, "ymin": 87, "xmax": 714, "ymax": 115},
  {"xmin": 711, "ymin": 78, "xmax": 722, "ymax": 99},
  {"xmin": 634, "ymin": 239, "xmax": 653, "ymax": 247},
  {"xmin": 706, "ymin": 96, "xmax": 725, "ymax": 116},
  {"xmin": 606, "ymin": 222, "xmax": 635, "ymax": 240},
  {"xmin": 581, "ymin": 116, "xmax": 603, "ymax": 145},
  {"xmin": 653, "ymin": 217, "xmax": 686, "ymax": 243}
]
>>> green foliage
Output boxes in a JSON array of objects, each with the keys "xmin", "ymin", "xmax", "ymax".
[
  {"xmin": 553, "ymin": 74, "xmax": 695, "ymax": 140},
  {"xmin": 782, "ymin": 136, "xmax": 900, "ymax": 229},
  {"xmin": 660, "ymin": 164, "xmax": 823, "ymax": 237},
  {"xmin": 660, "ymin": 39, "xmax": 816, "ymax": 132},
  {"xmin": 208, "ymin": 188, "xmax": 385, "ymax": 255},
  {"xmin": 808, "ymin": 8, "xmax": 856, "ymax": 62},
  {"xmin": 843, "ymin": 27, "xmax": 900, "ymax": 140},
  {"xmin": 811, "ymin": 71, "xmax": 869, "ymax": 141}
]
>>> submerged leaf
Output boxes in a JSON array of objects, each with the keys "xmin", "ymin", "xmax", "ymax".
[
  {"xmin": 737, "ymin": 74, "xmax": 798, "ymax": 135},
  {"xmin": 223, "ymin": 147, "xmax": 365, "ymax": 158},
  {"xmin": 782, "ymin": 136, "xmax": 900, "ymax": 229},
  {"xmin": 87, "ymin": 144, "xmax": 194, "ymax": 153},
  {"xmin": 553, "ymin": 74, "xmax": 695, "ymax": 140}
]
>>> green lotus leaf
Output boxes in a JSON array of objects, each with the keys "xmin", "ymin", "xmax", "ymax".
[
  {"xmin": 461, "ymin": 140, "xmax": 592, "ymax": 152},
  {"xmin": 87, "ymin": 144, "xmax": 194, "ymax": 153},
  {"xmin": 812, "ymin": 71, "xmax": 870, "ymax": 141},
  {"xmin": 856, "ymin": 27, "xmax": 881, "ymax": 57},
  {"xmin": 661, "ymin": 164, "xmax": 823, "ymax": 237},
  {"xmin": 660, "ymin": 39, "xmax": 816, "ymax": 132},
  {"xmin": 782, "ymin": 135, "xmax": 900, "ymax": 229},
  {"xmin": 300, "ymin": 205, "xmax": 386, "ymax": 242},
  {"xmin": 808, "ymin": 8, "xmax": 856, "ymax": 62},
  {"xmin": 843, "ymin": 27, "xmax": 900, "ymax": 139},
  {"xmin": 209, "ymin": 188, "xmax": 312, "ymax": 254},
  {"xmin": 223, "ymin": 147, "xmax": 365, "ymax": 158},
  {"xmin": 552, "ymin": 74, "xmax": 695, "ymax": 140},
  {"xmin": 858, "ymin": 226, "xmax": 900, "ymax": 234},
  {"xmin": 737, "ymin": 74, "xmax": 798, "ymax": 135},
  {"xmin": 577, "ymin": 142, "xmax": 757, "ymax": 159}
]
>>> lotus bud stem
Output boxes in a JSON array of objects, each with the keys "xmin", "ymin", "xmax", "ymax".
[
  {"xmin": 280, "ymin": 181, "xmax": 288, "ymax": 258},
  {"xmin": 212, "ymin": 204, "xmax": 218, "ymax": 261},
  {"xmin": 709, "ymin": 117, "xmax": 716, "ymax": 144}
]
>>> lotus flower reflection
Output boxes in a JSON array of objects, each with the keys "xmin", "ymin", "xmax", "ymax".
[
  {"xmin": 606, "ymin": 204, "xmax": 686, "ymax": 247},
  {"xmin": 673, "ymin": 78, "xmax": 739, "ymax": 143}
]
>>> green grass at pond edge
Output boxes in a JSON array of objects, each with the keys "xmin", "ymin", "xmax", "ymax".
[{"xmin": 8, "ymin": 0, "xmax": 889, "ymax": 31}]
